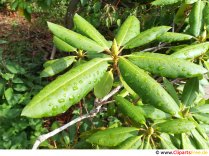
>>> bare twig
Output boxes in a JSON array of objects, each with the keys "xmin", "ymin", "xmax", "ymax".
[
  {"xmin": 32, "ymin": 85, "xmax": 123, "ymax": 149},
  {"xmin": 142, "ymin": 43, "xmax": 168, "ymax": 52},
  {"xmin": 50, "ymin": 46, "xmax": 56, "ymax": 60}
]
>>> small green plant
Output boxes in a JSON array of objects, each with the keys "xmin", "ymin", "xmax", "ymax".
[
  {"xmin": 0, "ymin": 40, "xmax": 49, "ymax": 149},
  {"xmin": 22, "ymin": 0, "xmax": 209, "ymax": 149}
]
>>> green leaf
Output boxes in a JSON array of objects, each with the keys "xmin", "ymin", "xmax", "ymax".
[
  {"xmin": 94, "ymin": 70, "xmax": 113, "ymax": 98},
  {"xmin": 188, "ymin": 116, "xmax": 208, "ymax": 140},
  {"xmin": 200, "ymin": 124, "xmax": 209, "ymax": 134},
  {"xmin": 154, "ymin": 119, "xmax": 196, "ymax": 134},
  {"xmin": 181, "ymin": 77, "xmax": 199, "ymax": 107},
  {"xmin": 181, "ymin": 133, "xmax": 197, "ymax": 149},
  {"xmin": 171, "ymin": 42, "xmax": 209, "ymax": 59},
  {"xmin": 86, "ymin": 127, "xmax": 138, "ymax": 147},
  {"xmin": 193, "ymin": 113, "xmax": 209, "ymax": 124},
  {"xmin": 115, "ymin": 96, "xmax": 146, "ymax": 125},
  {"xmin": 163, "ymin": 78, "xmax": 180, "ymax": 105},
  {"xmin": 40, "ymin": 56, "xmax": 75, "ymax": 77},
  {"xmin": 190, "ymin": 104, "xmax": 209, "ymax": 113},
  {"xmin": 115, "ymin": 16, "xmax": 140, "ymax": 47},
  {"xmin": 47, "ymin": 22, "xmax": 105, "ymax": 53},
  {"xmin": 53, "ymin": 36, "xmax": 76, "ymax": 52},
  {"xmin": 138, "ymin": 105, "xmax": 171, "ymax": 120},
  {"xmin": 191, "ymin": 129, "xmax": 209, "ymax": 149},
  {"xmin": 6, "ymin": 61, "xmax": 26, "ymax": 74},
  {"xmin": 4, "ymin": 88, "xmax": 18, "ymax": 105},
  {"xmin": 14, "ymin": 84, "xmax": 28, "ymax": 92},
  {"xmin": 189, "ymin": 0, "xmax": 204, "ymax": 37},
  {"xmin": 157, "ymin": 32, "xmax": 193, "ymax": 43},
  {"xmin": 119, "ymin": 57, "xmax": 180, "ymax": 116},
  {"xmin": 203, "ymin": 3, "xmax": 209, "ymax": 32},
  {"xmin": 151, "ymin": 0, "xmax": 182, "ymax": 5},
  {"xmin": 116, "ymin": 136, "xmax": 142, "ymax": 149},
  {"xmin": 73, "ymin": 14, "xmax": 110, "ymax": 49},
  {"xmin": 143, "ymin": 136, "xmax": 152, "ymax": 149},
  {"xmin": 174, "ymin": 4, "xmax": 191, "ymax": 25},
  {"xmin": 0, "ymin": 40, "xmax": 8, "ymax": 44},
  {"xmin": 21, "ymin": 58, "xmax": 109, "ymax": 118},
  {"xmin": 124, "ymin": 26, "xmax": 171, "ymax": 49},
  {"xmin": 160, "ymin": 133, "xmax": 177, "ymax": 149},
  {"xmin": 119, "ymin": 76, "xmax": 138, "ymax": 99},
  {"xmin": 127, "ymin": 52, "xmax": 207, "ymax": 78}
]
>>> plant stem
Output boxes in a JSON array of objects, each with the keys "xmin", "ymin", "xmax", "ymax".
[{"xmin": 32, "ymin": 85, "xmax": 123, "ymax": 149}]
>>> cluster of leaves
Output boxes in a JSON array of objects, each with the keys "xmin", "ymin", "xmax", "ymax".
[
  {"xmin": 21, "ymin": 0, "xmax": 209, "ymax": 148},
  {"xmin": 0, "ymin": 40, "xmax": 48, "ymax": 149},
  {"xmin": 0, "ymin": 0, "xmax": 67, "ymax": 20}
]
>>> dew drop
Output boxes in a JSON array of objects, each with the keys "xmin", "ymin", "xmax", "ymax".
[
  {"xmin": 58, "ymin": 99, "xmax": 65, "ymax": 103},
  {"xmin": 73, "ymin": 86, "xmax": 78, "ymax": 91}
]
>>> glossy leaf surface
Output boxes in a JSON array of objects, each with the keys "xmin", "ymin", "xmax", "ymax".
[
  {"xmin": 86, "ymin": 127, "xmax": 138, "ymax": 147},
  {"xmin": 48, "ymin": 22, "xmax": 104, "ymax": 52},
  {"xmin": 94, "ymin": 70, "xmax": 113, "ymax": 98},
  {"xmin": 21, "ymin": 58, "xmax": 109, "ymax": 118},
  {"xmin": 127, "ymin": 52, "xmax": 207, "ymax": 78},
  {"xmin": 171, "ymin": 42, "xmax": 209, "ymax": 59},
  {"xmin": 119, "ymin": 57, "xmax": 180, "ymax": 116},
  {"xmin": 124, "ymin": 26, "xmax": 171, "ymax": 49},
  {"xmin": 115, "ymin": 16, "xmax": 140, "ymax": 47},
  {"xmin": 40, "ymin": 56, "xmax": 75, "ymax": 77},
  {"xmin": 73, "ymin": 14, "xmax": 110, "ymax": 49},
  {"xmin": 154, "ymin": 119, "xmax": 196, "ymax": 134},
  {"xmin": 53, "ymin": 36, "xmax": 76, "ymax": 52},
  {"xmin": 115, "ymin": 96, "xmax": 145, "ymax": 124}
]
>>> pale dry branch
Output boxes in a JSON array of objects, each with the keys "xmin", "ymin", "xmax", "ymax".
[{"xmin": 32, "ymin": 85, "xmax": 123, "ymax": 149}]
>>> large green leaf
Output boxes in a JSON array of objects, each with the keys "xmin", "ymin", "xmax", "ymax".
[
  {"xmin": 190, "ymin": 104, "xmax": 209, "ymax": 113},
  {"xmin": 47, "ymin": 22, "xmax": 105, "ymax": 52},
  {"xmin": 163, "ymin": 78, "xmax": 180, "ymax": 105},
  {"xmin": 200, "ymin": 124, "xmax": 209, "ymax": 134},
  {"xmin": 174, "ymin": 4, "xmax": 191, "ymax": 25},
  {"xmin": 154, "ymin": 119, "xmax": 196, "ymax": 134},
  {"xmin": 171, "ymin": 42, "xmax": 209, "ymax": 59},
  {"xmin": 189, "ymin": 0, "xmax": 204, "ymax": 37},
  {"xmin": 94, "ymin": 70, "xmax": 113, "ymax": 98},
  {"xmin": 21, "ymin": 58, "xmax": 109, "ymax": 118},
  {"xmin": 53, "ymin": 36, "xmax": 76, "ymax": 52},
  {"xmin": 116, "ymin": 136, "xmax": 142, "ymax": 149},
  {"xmin": 203, "ymin": 3, "xmax": 209, "ymax": 32},
  {"xmin": 115, "ymin": 96, "xmax": 145, "ymax": 125},
  {"xmin": 73, "ymin": 14, "xmax": 110, "ymax": 49},
  {"xmin": 40, "ymin": 56, "xmax": 75, "ymax": 77},
  {"xmin": 138, "ymin": 105, "xmax": 171, "ymax": 120},
  {"xmin": 118, "ymin": 57, "xmax": 180, "ymax": 116},
  {"xmin": 119, "ymin": 76, "xmax": 138, "ymax": 98},
  {"xmin": 86, "ymin": 127, "xmax": 138, "ymax": 147},
  {"xmin": 193, "ymin": 113, "xmax": 209, "ymax": 124},
  {"xmin": 127, "ymin": 52, "xmax": 207, "ymax": 78},
  {"xmin": 191, "ymin": 129, "xmax": 209, "ymax": 149},
  {"xmin": 157, "ymin": 32, "xmax": 193, "ymax": 43},
  {"xmin": 151, "ymin": 0, "xmax": 182, "ymax": 5},
  {"xmin": 115, "ymin": 16, "xmax": 140, "ymax": 47},
  {"xmin": 160, "ymin": 133, "xmax": 177, "ymax": 149},
  {"xmin": 124, "ymin": 26, "xmax": 171, "ymax": 49},
  {"xmin": 181, "ymin": 133, "xmax": 196, "ymax": 149},
  {"xmin": 181, "ymin": 77, "xmax": 199, "ymax": 107}
]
